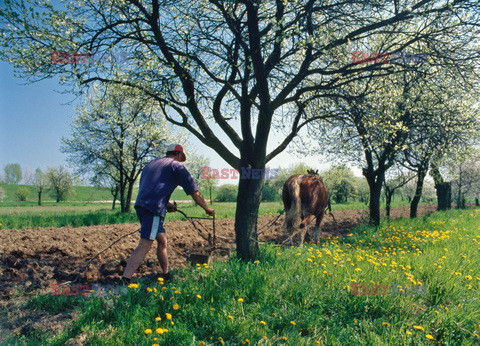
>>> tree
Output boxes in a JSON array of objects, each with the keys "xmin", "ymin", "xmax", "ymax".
[
  {"xmin": 2, "ymin": 0, "xmax": 480, "ymax": 260},
  {"xmin": 62, "ymin": 84, "xmax": 186, "ymax": 212},
  {"xmin": 4, "ymin": 163, "xmax": 22, "ymax": 185},
  {"xmin": 383, "ymin": 167, "xmax": 415, "ymax": 218},
  {"xmin": 446, "ymin": 149, "xmax": 480, "ymax": 209},
  {"xmin": 34, "ymin": 168, "xmax": 47, "ymax": 206},
  {"xmin": 322, "ymin": 165, "xmax": 356, "ymax": 203},
  {"xmin": 15, "ymin": 187, "xmax": 30, "ymax": 201},
  {"xmin": 45, "ymin": 166, "xmax": 74, "ymax": 202}
]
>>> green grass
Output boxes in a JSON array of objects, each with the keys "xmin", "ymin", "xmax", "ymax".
[{"xmin": 6, "ymin": 208, "xmax": 480, "ymax": 345}]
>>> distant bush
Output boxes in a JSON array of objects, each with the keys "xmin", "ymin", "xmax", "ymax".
[
  {"xmin": 15, "ymin": 187, "xmax": 30, "ymax": 201},
  {"xmin": 216, "ymin": 184, "xmax": 238, "ymax": 202},
  {"xmin": 0, "ymin": 187, "xmax": 6, "ymax": 202}
]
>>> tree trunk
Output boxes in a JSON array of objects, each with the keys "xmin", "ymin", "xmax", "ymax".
[
  {"xmin": 111, "ymin": 187, "xmax": 118, "ymax": 210},
  {"xmin": 430, "ymin": 162, "xmax": 451, "ymax": 211},
  {"xmin": 209, "ymin": 186, "xmax": 213, "ymax": 205},
  {"xmin": 38, "ymin": 189, "xmax": 42, "ymax": 206},
  {"xmin": 435, "ymin": 182, "xmax": 451, "ymax": 211},
  {"xmin": 125, "ymin": 180, "xmax": 135, "ymax": 213},
  {"xmin": 384, "ymin": 186, "xmax": 393, "ymax": 218},
  {"xmin": 410, "ymin": 168, "xmax": 427, "ymax": 218},
  {"xmin": 234, "ymin": 175, "xmax": 264, "ymax": 261},
  {"xmin": 364, "ymin": 167, "xmax": 385, "ymax": 226}
]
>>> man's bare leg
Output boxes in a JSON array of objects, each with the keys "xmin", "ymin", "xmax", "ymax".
[
  {"xmin": 156, "ymin": 233, "xmax": 169, "ymax": 275},
  {"xmin": 122, "ymin": 238, "xmax": 154, "ymax": 279}
]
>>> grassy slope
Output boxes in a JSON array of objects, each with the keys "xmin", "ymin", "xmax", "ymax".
[{"xmin": 6, "ymin": 208, "xmax": 480, "ymax": 345}]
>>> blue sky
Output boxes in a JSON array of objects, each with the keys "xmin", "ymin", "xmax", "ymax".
[{"xmin": 0, "ymin": 59, "xmax": 333, "ymax": 184}]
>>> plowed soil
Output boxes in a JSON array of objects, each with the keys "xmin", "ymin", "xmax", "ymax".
[
  {"xmin": 0, "ymin": 204, "xmax": 437, "ymax": 341},
  {"xmin": 0, "ymin": 204, "xmax": 437, "ymax": 298}
]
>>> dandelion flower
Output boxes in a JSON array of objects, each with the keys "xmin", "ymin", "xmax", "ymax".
[
  {"xmin": 173, "ymin": 304, "xmax": 179, "ymax": 310},
  {"xmin": 237, "ymin": 298, "xmax": 244, "ymax": 303},
  {"xmin": 254, "ymin": 260, "xmax": 260, "ymax": 264},
  {"xmin": 197, "ymin": 294, "xmax": 202, "ymax": 299},
  {"xmin": 198, "ymin": 342, "xmax": 206, "ymax": 346},
  {"xmin": 147, "ymin": 287, "xmax": 152, "ymax": 292},
  {"xmin": 157, "ymin": 277, "xmax": 164, "ymax": 282},
  {"xmin": 290, "ymin": 321, "xmax": 296, "ymax": 325},
  {"xmin": 144, "ymin": 329, "xmax": 152, "ymax": 335},
  {"xmin": 155, "ymin": 317, "xmax": 162, "ymax": 321},
  {"xmin": 165, "ymin": 313, "xmax": 172, "ymax": 320},
  {"xmin": 382, "ymin": 322, "xmax": 390, "ymax": 327},
  {"xmin": 128, "ymin": 283, "xmax": 139, "ymax": 289},
  {"xmin": 153, "ymin": 344, "xmax": 160, "ymax": 346},
  {"xmin": 414, "ymin": 326, "xmax": 425, "ymax": 331},
  {"xmin": 228, "ymin": 315, "xmax": 234, "ymax": 320},
  {"xmin": 426, "ymin": 334, "xmax": 434, "ymax": 340},
  {"xmin": 156, "ymin": 328, "xmax": 164, "ymax": 334},
  {"xmin": 282, "ymin": 336, "xmax": 288, "ymax": 341},
  {"xmin": 260, "ymin": 321, "xmax": 266, "ymax": 326},
  {"xmin": 210, "ymin": 307, "xmax": 216, "ymax": 311},
  {"xmin": 163, "ymin": 328, "xmax": 168, "ymax": 333},
  {"xmin": 174, "ymin": 290, "xmax": 181, "ymax": 294},
  {"xmin": 406, "ymin": 331, "xmax": 412, "ymax": 335}
]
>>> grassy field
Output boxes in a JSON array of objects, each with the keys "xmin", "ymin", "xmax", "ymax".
[
  {"xmin": 0, "ymin": 197, "xmax": 425, "ymax": 230},
  {"xmin": 4, "ymin": 208, "xmax": 480, "ymax": 345}
]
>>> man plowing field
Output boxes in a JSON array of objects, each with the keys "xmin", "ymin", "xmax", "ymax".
[{"xmin": 121, "ymin": 144, "xmax": 215, "ymax": 283}]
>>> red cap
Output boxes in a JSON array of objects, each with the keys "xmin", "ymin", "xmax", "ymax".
[{"xmin": 166, "ymin": 143, "xmax": 186, "ymax": 162}]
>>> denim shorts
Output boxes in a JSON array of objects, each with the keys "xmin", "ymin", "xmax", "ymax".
[{"xmin": 135, "ymin": 206, "xmax": 166, "ymax": 240}]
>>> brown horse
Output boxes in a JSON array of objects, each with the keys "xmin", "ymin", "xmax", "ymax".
[{"xmin": 282, "ymin": 170, "xmax": 330, "ymax": 245}]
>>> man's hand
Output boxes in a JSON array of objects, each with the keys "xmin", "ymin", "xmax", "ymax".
[
  {"xmin": 166, "ymin": 202, "xmax": 177, "ymax": 212},
  {"xmin": 205, "ymin": 207, "xmax": 215, "ymax": 216}
]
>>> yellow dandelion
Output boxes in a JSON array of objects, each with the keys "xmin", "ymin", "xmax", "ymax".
[
  {"xmin": 210, "ymin": 307, "xmax": 216, "ymax": 311},
  {"xmin": 406, "ymin": 331, "xmax": 412, "ymax": 335},
  {"xmin": 144, "ymin": 329, "xmax": 152, "ymax": 335},
  {"xmin": 163, "ymin": 328, "xmax": 168, "ymax": 333},
  {"xmin": 156, "ymin": 328, "xmax": 164, "ymax": 334},
  {"xmin": 382, "ymin": 322, "xmax": 390, "ymax": 327},
  {"xmin": 426, "ymin": 334, "xmax": 434, "ymax": 340},
  {"xmin": 171, "ymin": 287, "xmax": 176, "ymax": 290},
  {"xmin": 237, "ymin": 298, "xmax": 244, "ymax": 303},
  {"xmin": 228, "ymin": 315, "xmax": 234, "ymax": 320},
  {"xmin": 155, "ymin": 317, "xmax": 162, "ymax": 321},
  {"xmin": 157, "ymin": 277, "xmax": 164, "ymax": 282},
  {"xmin": 147, "ymin": 287, "xmax": 152, "ymax": 292},
  {"xmin": 290, "ymin": 321, "xmax": 296, "ymax": 325},
  {"xmin": 153, "ymin": 344, "xmax": 159, "ymax": 346},
  {"xmin": 153, "ymin": 288, "xmax": 157, "ymax": 293},
  {"xmin": 260, "ymin": 321, "xmax": 266, "ymax": 326},
  {"xmin": 355, "ymin": 268, "xmax": 362, "ymax": 272},
  {"xmin": 171, "ymin": 321, "xmax": 174, "ymax": 326},
  {"xmin": 128, "ymin": 283, "xmax": 139, "ymax": 289},
  {"xmin": 254, "ymin": 260, "xmax": 260, "ymax": 264},
  {"xmin": 197, "ymin": 294, "xmax": 202, "ymax": 299},
  {"xmin": 414, "ymin": 326, "xmax": 425, "ymax": 331},
  {"xmin": 282, "ymin": 336, "xmax": 288, "ymax": 341},
  {"xmin": 198, "ymin": 342, "xmax": 205, "ymax": 346},
  {"xmin": 165, "ymin": 313, "xmax": 172, "ymax": 320},
  {"xmin": 175, "ymin": 290, "xmax": 181, "ymax": 294},
  {"xmin": 173, "ymin": 304, "xmax": 179, "ymax": 310}
]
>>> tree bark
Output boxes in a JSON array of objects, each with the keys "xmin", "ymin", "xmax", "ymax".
[
  {"xmin": 384, "ymin": 186, "xmax": 393, "ymax": 218},
  {"xmin": 430, "ymin": 163, "xmax": 451, "ymax": 211},
  {"xmin": 37, "ymin": 189, "xmax": 42, "ymax": 206},
  {"xmin": 234, "ymin": 174, "xmax": 264, "ymax": 261},
  {"xmin": 365, "ymin": 169, "xmax": 384, "ymax": 226},
  {"xmin": 410, "ymin": 168, "xmax": 427, "ymax": 218}
]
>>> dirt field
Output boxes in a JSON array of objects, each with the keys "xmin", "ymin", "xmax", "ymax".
[
  {"xmin": 0, "ymin": 204, "xmax": 437, "ymax": 297},
  {"xmin": 0, "ymin": 204, "xmax": 437, "ymax": 341}
]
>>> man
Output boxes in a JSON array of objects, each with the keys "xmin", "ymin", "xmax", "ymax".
[{"xmin": 122, "ymin": 143, "xmax": 214, "ymax": 282}]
